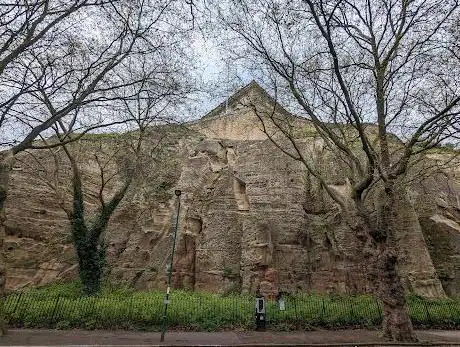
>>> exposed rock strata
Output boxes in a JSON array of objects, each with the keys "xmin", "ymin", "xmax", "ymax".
[{"xmin": 3, "ymin": 82, "xmax": 459, "ymax": 298}]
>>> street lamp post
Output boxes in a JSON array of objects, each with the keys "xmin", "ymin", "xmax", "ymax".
[{"xmin": 160, "ymin": 189, "xmax": 182, "ymax": 342}]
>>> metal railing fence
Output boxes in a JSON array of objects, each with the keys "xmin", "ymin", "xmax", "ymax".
[{"xmin": 3, "ymin": 292, "xmax": 460, "ymax": 330}]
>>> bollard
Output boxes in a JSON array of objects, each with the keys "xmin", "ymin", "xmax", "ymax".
[{"xmin": 255, "ymin": 294, "xmax": 266, "ymax": 331}]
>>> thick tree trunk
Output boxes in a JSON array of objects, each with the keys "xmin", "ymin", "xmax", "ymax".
[
  {"xmin": 366, "ymin": 186, "xmax": 417, "ymax": 342},
  {"xmin": 76, "ymin": 240, "xmax": 105, "ymax": 295},
  {"xmin": 376, "ymin": 249, "xmax": 416, "ymax": 342},
  {"xmin": 0, "ymin": 150, "xmax": 14, "ymax": 336}
]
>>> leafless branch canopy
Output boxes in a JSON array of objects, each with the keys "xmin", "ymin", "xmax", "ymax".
[
  {"xmin": 218, "ymin": 0, "xmax": 460, "ymax": 205},
  {"xmin": 0, "ymin": 0, "xmax": 194, "ymax": 153}
]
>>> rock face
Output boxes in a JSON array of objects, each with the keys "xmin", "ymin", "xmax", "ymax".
[{"xmin": 3, "ymin": 81, "xmax": 460, "ymax": 298}]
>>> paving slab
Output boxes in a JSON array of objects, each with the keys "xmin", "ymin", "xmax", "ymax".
[{"xmin": 0, "ymin": 329, "xmax": 458, "ymax": 346}]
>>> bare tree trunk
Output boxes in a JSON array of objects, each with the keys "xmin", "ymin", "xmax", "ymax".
[
  {"xmin": 0, "ymin": 150, "xmax": 14, "ymax": 336},
  {"xmin": 367, "ymin": 187, "xmax": 417, "ymax": 342},
  {"xmin": 376, "ymin": 249, "xmax": 416, "ymax": 342}
]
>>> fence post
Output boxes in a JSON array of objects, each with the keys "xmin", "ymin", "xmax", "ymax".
[
  {"xmin": 366, "ymin": 300, "xmax": 372, "ymax": 326},
  {"xmin": 446, "ymin": 301, "xmax": 456, "ymax": 323},
  {"xmin": 20, "ymin": 293, "xmax": 32, "ymax": 323},
  {"xmin": 375, "ymin": 297, "xmax": 383, "ymax": 323},
  {"xmin": 49, "ymin": 295, "xmax": 61, "ymax": 326},
  {"xmin": 349, "ymin": 299, "xmax": 355, "ymax": 324},
  {"xmin": 423, "ymin": 301, "xmax": 432, "ymax": 325},
  {"xmin": 321, "ymin": 297, "xmax": 326, "ymax": 323},
  {"xmin": 293, "ymin": 297, "xmax": 298, "ymax": 326},
  {"xmin": 128, "ymin": 296, "xmax": 134, "ymax": 323},
  {"xmin": 232, "ymin": 296, "xmax": 236, "ymax": 324},
  {"xmin": 12, "ymin": 292, "xmax": 23, "ymax": 314}
]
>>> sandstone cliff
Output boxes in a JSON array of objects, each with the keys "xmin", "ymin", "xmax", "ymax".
[{"xmin": 3, "ymin": 82, "xmax": 460, "ymax": 298}]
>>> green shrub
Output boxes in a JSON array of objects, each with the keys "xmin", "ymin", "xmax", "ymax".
[{"xmin": 4, "ymin": 284, "xmax": 460, "ymax": 330}]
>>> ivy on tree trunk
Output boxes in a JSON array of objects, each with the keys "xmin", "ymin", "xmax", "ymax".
[{"xmin": 65, "ymin": 146, "xmax": 132, "ymax": 295}]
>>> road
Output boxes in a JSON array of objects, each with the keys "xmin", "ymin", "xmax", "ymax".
[{"xmin": 0, "ymin": 329, "xmax": 459, "ymax": 346}]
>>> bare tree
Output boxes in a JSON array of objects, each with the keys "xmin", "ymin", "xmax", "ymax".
[
  {"xmin": 0, "ymin": 2, "xmax": 106, "ymax": 331},
  {"xmin": 0, "ymin": 0, "xmax": 194, "ymax": 332},
  {"xmin": 19, "ymin": 57, "xmax": 188, "ymax": 294},
  {"xmin": 0, "ymin": 0, "xmax": 109, "ymax": 335},
  {"xmin": 216, "ymin": 0, "xmax": 460, "ymax": 341}
]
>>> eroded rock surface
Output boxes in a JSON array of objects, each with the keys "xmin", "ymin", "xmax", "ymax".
[{"xmin": 3, "ymin": 82, "xmax": 460, "ymax": 298}]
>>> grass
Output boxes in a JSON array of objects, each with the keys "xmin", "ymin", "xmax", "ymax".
[{"xmin": 4, "ymin": 282, "xmax": 460, "ymax": 331}]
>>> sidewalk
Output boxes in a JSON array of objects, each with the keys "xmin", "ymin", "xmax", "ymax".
[{"xmin": 0, "ymin": 329, "xmax": 459, "ymax": 346}]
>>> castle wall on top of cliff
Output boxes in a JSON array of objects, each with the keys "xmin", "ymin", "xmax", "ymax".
[{"xmin": 188, "ymin": 81, "xmax": 311, "ymax": 142}]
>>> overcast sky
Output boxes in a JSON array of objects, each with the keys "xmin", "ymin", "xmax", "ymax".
[{"xmin": 190, "ymin": 32, "xmax": 255, "ymax": 120}]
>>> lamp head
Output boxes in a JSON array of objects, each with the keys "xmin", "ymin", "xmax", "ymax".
[{"xmin": 174, "ymin": 189, "xmax": 182, "ymax": 197}]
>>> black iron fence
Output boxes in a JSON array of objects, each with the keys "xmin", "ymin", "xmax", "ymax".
[{"xmin": 3, "ymin": 291, "xmax": 460, "ymax": 330}]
